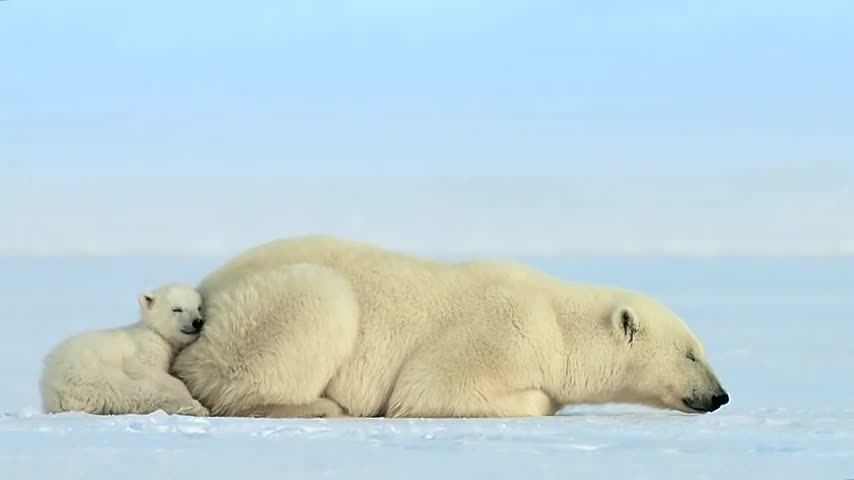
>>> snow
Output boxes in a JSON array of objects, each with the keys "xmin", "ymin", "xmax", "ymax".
[{"xmin": 1, "ymin": 254, "xmax": 852, "ymax": 479}]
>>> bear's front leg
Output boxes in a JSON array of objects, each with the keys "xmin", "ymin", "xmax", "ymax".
[
  {"xmin": 145, "ymin": 373, "xmax": 210, "ymax": 417},
  {"xmin": 386, "ymin": 335, "xmax": 561, "ymax": 418},
  {"xmin": 155, "ymin": 390, "xmax": 210, "ymax": 417},
  {"xmin": 388, "ymin": 381, "xmax": 560, "ymax": 418},
  {"xmin": 235, "ymin": 397, "xmax": 347, "ymax": 418},
  {"xmin": 486, "ymin": 388, "xmax": 562, "ymax": 417}
]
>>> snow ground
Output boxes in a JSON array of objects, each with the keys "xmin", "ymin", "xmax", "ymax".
[{"xmin": 1, "ymin": 255, "xmax": 852, "ymax": 479}]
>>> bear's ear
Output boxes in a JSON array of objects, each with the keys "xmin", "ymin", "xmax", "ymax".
[
  {"xmin": 138, "ymin": 292, "xmax": 156, "ymax": 310},
  {"xmin": 612, "ymin": 305, "xmax": 639, "ymax": 345}
]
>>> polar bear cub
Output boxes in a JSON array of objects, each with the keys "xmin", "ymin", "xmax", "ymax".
[{"xmin": 39, "ymin": 282, "xmax": 209, "ymax": 416}]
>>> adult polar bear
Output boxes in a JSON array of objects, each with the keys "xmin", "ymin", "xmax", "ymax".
[{"xmin": 171, "ymin": 234, "xmax": 729, "ymax": 418}]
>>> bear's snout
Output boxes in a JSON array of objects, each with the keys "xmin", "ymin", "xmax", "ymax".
[
  {"xmin": 683, "ymin": 387, "xmax": 729, "ymax": 413},
  {"xmin": 192, "ymin": 318, "xmax": 205, "ymax": 331},
  {"xmin": 710, "ymin": 391, "xmax": 729, "ymax": 410}
]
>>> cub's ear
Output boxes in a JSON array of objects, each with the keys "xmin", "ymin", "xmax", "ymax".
[
  {"xmin": 138, "ymin": 292, "xmax": 156, "ymax": 310},
  {"xmin": 612, "ymin": 305, "xmax": 639, "ymax": 345}
]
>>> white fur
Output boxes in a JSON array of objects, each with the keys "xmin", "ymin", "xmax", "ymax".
[
  {"xmin": 40, "ymin": 283, "xmax": 209, "ymax": 416},
  {"xmin": 172, "ymin": 235, "xmax": 729, "ymax": 418}
]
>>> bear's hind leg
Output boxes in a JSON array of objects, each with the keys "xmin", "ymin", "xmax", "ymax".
[
  {"xmin": 46, "ymin": 375, "xmax": 207, "ymax": 416},
  {"xmin": 172, "ymin": 263, "xmax": 361, "ymax": 417}
]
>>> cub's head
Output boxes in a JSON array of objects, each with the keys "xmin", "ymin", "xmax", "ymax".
[
  {"xmin": 138, "ymin": 283, "xmax": 205, "ymax": 348},
  {"xmin": 608, "ymin": 292, "xmax": 729, "ymax": 414}
]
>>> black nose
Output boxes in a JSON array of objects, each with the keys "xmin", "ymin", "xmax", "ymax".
[
  {"xmin": 192, "ymin": 318, "xmax": 205, "ymax": 330},
  {"xmin": 711, "ymin": 391, "xmax": 730, "ymax": 409}
]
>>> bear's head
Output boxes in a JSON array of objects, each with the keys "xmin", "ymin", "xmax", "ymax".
[
  {"xmin": 138, "ymin": 283, "xmax": 206, "ymax": 348},
  {"xmin": 606, "ymin": 292, "xmax": 729, "ymax": 414}
]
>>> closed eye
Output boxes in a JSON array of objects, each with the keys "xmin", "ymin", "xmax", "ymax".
[
  {"xmin": 172, "ymin": 307, "xmax": 183, "ymax": 313},
  {"xmin": 686, "ymin": 351, "xmax": 696, "ymax": 362}
]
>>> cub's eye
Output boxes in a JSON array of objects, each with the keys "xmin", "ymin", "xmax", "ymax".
[
  {"xmin": 686, "ymin": 351, "xmax": 696, "ymax": 362},
  {"xmin": 172, "ymin": 307, "xmax": 183, "ymax": 313}
]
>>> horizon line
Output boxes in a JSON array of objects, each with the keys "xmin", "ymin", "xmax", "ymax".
[{"xmin": 1, "ymin": 246, "xmax": 852, "ymax": 259}]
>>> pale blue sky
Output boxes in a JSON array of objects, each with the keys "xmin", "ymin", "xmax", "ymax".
[{"xmin": 1, "ymin": 0, "xmax": 852, "ymax": 255}]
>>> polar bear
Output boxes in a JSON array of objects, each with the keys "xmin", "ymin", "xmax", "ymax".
[
  {"xmin": 40, "ymin": 283, "xmax": 210, "ymax": 416},
  {"xmin": 171, "ymin": 234, "xmax": 730, "ymax": 418}
]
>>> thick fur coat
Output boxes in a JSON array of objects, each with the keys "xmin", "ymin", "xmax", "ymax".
[{"xmin": 171, "ymin": 235, "xmax": 729, "ymax": 418}]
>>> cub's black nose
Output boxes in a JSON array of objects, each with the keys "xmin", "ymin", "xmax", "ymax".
[
  {"xmin": 711, "ymin": 392, "xmax": 730, "ymax": 409},
  {"xmin": 192, "ymin": 318, "xmax": 205, "ymax": 330}
]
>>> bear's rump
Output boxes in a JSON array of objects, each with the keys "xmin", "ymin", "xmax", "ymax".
[{"xmin": 172, "ymin": 262, "xmax": 362, "ymax": 416}]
